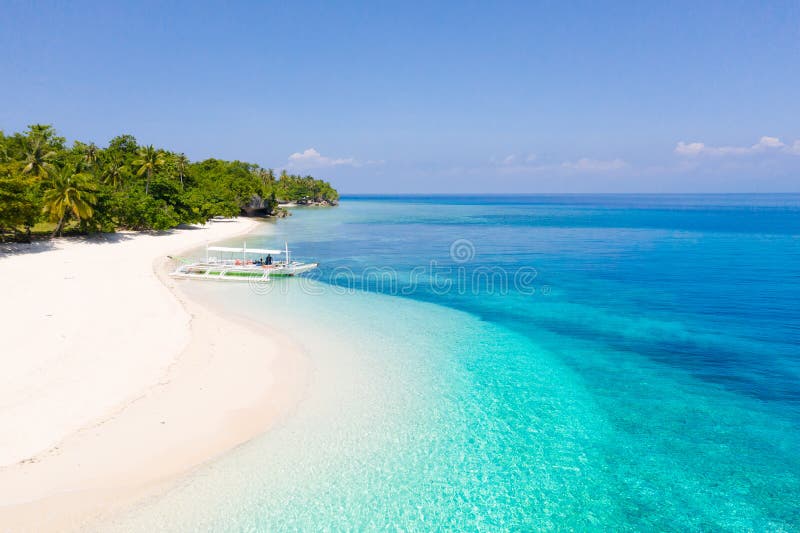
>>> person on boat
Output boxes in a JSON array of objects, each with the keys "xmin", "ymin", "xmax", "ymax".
[{"xmin": 266, "ymin": 254, "xmax": 273, "ymax": 265}]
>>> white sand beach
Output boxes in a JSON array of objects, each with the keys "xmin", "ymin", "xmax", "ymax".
[{"xmin": 0, "ymin": 220, "xmax": 309, "ymax": 531}]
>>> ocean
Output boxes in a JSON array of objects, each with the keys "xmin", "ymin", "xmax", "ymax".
[{"xmin": 109, "ymin": 195, "xmax": 800, "ymax": 531}]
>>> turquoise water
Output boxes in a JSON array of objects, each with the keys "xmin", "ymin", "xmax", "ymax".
[{"xmin": 110, "ymin": 195, "xmax": 800, "ymax": 531}]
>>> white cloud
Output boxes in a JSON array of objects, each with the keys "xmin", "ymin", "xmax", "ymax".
[
  {"xmin": 491, "ymin": 154, "xmax": 628, "ymax": 175},
  {"xmin": 287, "ymin": 148, "xmax": 357, "ymax": 170},
  {"xmin": 674, "ymin": 142, "xmax": 710, "ymax": 156},
  {"xmin": 497, "ymin": 153, "xmax": 536, "ymax": 166},
  {"xmin": 754, "ymin": 136, "xmax": 785, "ymax": 150},
  {"xmin": 675, "ymin": 136, "xmax": 798, "ymax": 157},
  {"xmin": 561, "ymin": 158, "xmax": 628, "ymax": 172}
]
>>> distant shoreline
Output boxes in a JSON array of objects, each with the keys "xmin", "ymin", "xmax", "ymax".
[{"xmin": 339, "ymin": 192, "xmax": 800, "ymax": 198}]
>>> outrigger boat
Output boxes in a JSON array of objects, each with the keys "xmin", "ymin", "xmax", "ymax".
[{"xmin": 170, "ymin": 242, "xmax": 318, "ymax": 281}]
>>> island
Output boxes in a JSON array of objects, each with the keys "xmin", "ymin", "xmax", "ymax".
[{"xmin": 0, "ymin": 124, "xmax": 339, "ymax": 241}]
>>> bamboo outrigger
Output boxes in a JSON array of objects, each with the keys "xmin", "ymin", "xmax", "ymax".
[{"xmin": 170, "ymin": 242, "xmax": 318, "ymax": 281}]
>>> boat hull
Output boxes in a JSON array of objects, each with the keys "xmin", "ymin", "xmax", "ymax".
[
  {"xmin": 269, "ymin": 263, "xmax": 319, "ymax": 276},
  {"xmin": 169, "ymin": 261, "xmax": 318, "ymax": 281}
]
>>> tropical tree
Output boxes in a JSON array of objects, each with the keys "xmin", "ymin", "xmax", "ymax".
[
  {"xmin": 257, "ymin": 168, "xmax": 275, "ymax": 187},
  {"xmin": 107, "ymin": 134, "xmax": 138, "ymax": 156},
  {"xmin": 101, "ymin": 156, "xmax": 127, "ymax": 190},
  {"xmin": 0, "ymin": 163, "xmax": 40, "ymax": 241},
  {"xmin": 132, "ymin": 145, "xmax": 165, "ymax": 195},
  {"xmin": 42, "ymin": 165, "xmax": 97, "ymax": 237},
  {"xmin": 0, "ymin": 132, "xmax": 9, "ymax": 163},
  {"xmin": 84, "ymin": 143, "xmax": 99, "ymax": 166},
  {"xmin": 22, "ymin": 137, "xmax": 57, "ymax": 178},
  {"xmin": 25, "ymin": 124, "xmax": 65, "ymax": 149},
  {"xmin": 175, "ymin": 152, "xmax": 189, "ymax": 189},
  {"xmin": 0, "ymin": 124, "xmax": 340, "ymax": 239}
]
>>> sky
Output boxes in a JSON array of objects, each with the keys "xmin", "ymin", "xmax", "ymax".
[{"xmin": 1, "ymin": 0, "xmax": 798, "ymax": 193}]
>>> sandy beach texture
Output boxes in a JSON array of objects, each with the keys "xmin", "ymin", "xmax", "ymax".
[{"xmin": 0, "ymin": 220, "xmax": 309, "ymax": 531}]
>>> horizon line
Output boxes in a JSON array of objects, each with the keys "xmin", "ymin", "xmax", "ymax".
[{"xmin": 339, "ymin": 191, "xmax": 800, "ymax": 196}]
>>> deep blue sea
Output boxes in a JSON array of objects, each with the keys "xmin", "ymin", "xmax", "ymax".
[{"xmin": 112, "ymin": 195, "xmax": 800, "ymax": 531}]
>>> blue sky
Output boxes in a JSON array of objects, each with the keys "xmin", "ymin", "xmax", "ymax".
[{"xmin": 1, "ymin": 1, "xmax": 798, "ymax": 193}]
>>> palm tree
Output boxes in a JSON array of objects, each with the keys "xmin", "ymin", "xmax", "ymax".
[
  {"xmin": 101, "ymin": 156, "xmax": 127, "ymax": 190},
  {"xmin": 83, "ymin": 143, "xmax": 100, "ymax": 177},
  {"xmin": 175, "ymin": 153, "xmax": 189, "ymax": 189},
  {"xmin": 84, "ymin": 143, "xmax": 99, "ymax": 166},
  {"xmin": 257, "ymin": 168, "xmax": 275, "ymax": 187},
  {"xmin": 132, "ymin": 145, "xmax": 165, "ymax": 195},
  {"xmin": 23, "ymin": 138, "xmax": 57, "ymax": 178},
  {"xmin": 26, "ymin": 124, "xmax": 62, "ymax": 148},
  {"xmin": 42, "ymin": 165, "xmax": 97, "ymax": 237}
]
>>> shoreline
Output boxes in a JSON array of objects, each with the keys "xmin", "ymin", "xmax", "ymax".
[{"xmin": 0, "ymin": 219, "xmax": 311, "ymax": 531}]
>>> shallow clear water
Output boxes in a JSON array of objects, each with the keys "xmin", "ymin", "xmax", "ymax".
[{"xmin": 110, "ymin": 195, "xmax": 800, "ymax": 531}]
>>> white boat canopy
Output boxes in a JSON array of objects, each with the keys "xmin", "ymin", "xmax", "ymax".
[{"xmin": 208, "ymin": 246, "xmax": 284, "ymax": 255}]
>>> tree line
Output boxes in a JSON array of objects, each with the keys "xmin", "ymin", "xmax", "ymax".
[{"xmin": 0, "ymin": 125, "xmax": 339, "ymax": 241}]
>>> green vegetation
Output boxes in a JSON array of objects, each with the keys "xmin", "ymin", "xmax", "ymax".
[
  {"xmin": 273, "ymin": 170, "xmax": 339, "ymax": 206},
  {"xmin": 0, "ymin": 125, "xmax": 339, "ymax": 241}
]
